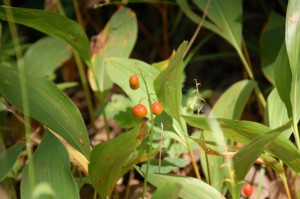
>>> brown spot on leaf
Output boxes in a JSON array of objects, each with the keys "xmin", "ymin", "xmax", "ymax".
[
  {"xmin": 136, "ymin": 122, "xmax": 148, "ymax": 140},
  {"xmin": 95, "ymin": 178, "xmax": 104, "ymax": 184}
]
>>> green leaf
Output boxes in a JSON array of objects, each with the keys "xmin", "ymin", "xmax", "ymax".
[
  {"xmin": 136, "ymin": 166, "xmax": 225, "ymax": 199},
  {"xmin": 21, "ymin": 130, "xmax": 79, "ymax": 199},
  {"xmin": 105, "ymin": 94, "xmax": 138, "ymax": 128},
  {"xmin": 260, "ymin": 11, "xmax": 285, "ymax": 84},
  {"xmin": 0, "ymin": 6, "xmax": 90, "ymax": 66},
  {"xmin": 0, "ymin": 142, "xmax": 24, "ymax": 182},
  {"xmin": 105, "ymin": 58, "xmax": 159, "ymax": 117},
  {"xmin": 0, "ymin": 66, "xmax": 90, "ymax": 158},
  {"xmin": 233, "ymin": 121, "xmax": 291, "ymax": 183},
  {"xmin": 151, "ymin": 182, "xmax": 182, "ymax": 199},
  {"xmin": 140, "ymin": 157, "xmax": 188, "ymax": 174},
  {"xmin": 154, "ymin": 41, "xmax": 188, "ymax": 124},
  {"xmin": 274, "ymin": 43, "xmax": 292, "ymax": 116},
  {"xmin": 210, "ymin": 80, "xmax": 255, "ymax": 119},
  {"xmin": 194, "ymin": 0, "xmax": 243, "ymax": 51},
  {"xmin": 182, "ymin": 115, "xmax": 300, "ymax": 173},
  {"xmin": 90, "ymin": 7, "xmax": 137, "ymax": 94},
  {"xmin": 286, "ymin": 0, "xmax": 300, "ymax": 121},
  {"xmin": 266, "ymin": 88, "xmax": 291, "ymax": 138},
  {"xmin": 89, "ymin": 124, "xmax": 146, "ymax": 198},
  {"xmin": 23, "ymin": 36, "xmax": 72, "ymax": 76},
  {"xmin": 200, "ymin": 80, "xmax": 255, "ymax": 191}
]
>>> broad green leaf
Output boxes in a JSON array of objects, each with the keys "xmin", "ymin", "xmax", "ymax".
[
  {"xmin": 194, "ymin": 0, "xmax": 243, "ymax": 51},
  {"xmin": 89, "ymin": 124, "xmax": 146, "ymax": 198},
  {"xmin": 233, "ymin": 121, "xmax": 291, "ymax": 188},
  {"xmin": 176, "ymin": 0, "xmax": 222, "ymax": 36},
  {"xmin": 151, "ymin": 182, "xmax": 182, "ymax": 199},
  {"xmin": 266, "ymin": 88, "xmax": 291, "ymax": 138},
  {"xmin": 136, "ymin": 166, "xmax": 225, "ymax": 199},
  {"xmin": 0, "ymin": 66, "xmax": 90, "ymax": 158},
  {"xmin": 105, "ymin": 58, "xmax": 159, "ymax": 117},
  {"xmin": 0, "ymin": 142, "xmax": 24, "ymax": 182},
  {"xmin": 32, "ymin": 182, "xmax": 55, "ymax": 199},
  {"xmin": 260, "ymin": 12, "xmax": 285, "ymax": 84},
  {"xmin": 23, "ymin": 36, "xmax": 72, "ymax": 76},
  {"xmin": 210, "ymin": 80, "xmax": 255, "ymax": 119},
  {"xmin": 286, "ymin": 0, "xmax": 300, "ymax": 121},
  {"xmin": 154, "ymin": 41, "xmax": 188, "ymax": 125},
  {"xmin": 90, "ymin": 7, "xmax": 137, "ymax": 94},
  {"xmin": 200, "ymin": 80, "xmax": 255, "ymax": 192},
  {"xmin": 182, "ymin": 115, "xmax": 300, "ymax": 173},
  {"xmin": 0, "ymin": 6, "xmax": 91, "ymax": 66},
  {"xmin": 274, "ymin": 43, "xmax": 292, "ymax": 116},
  {"xmin": 21, "ymin": 130, "xmax": 79, "ymax": 199}
]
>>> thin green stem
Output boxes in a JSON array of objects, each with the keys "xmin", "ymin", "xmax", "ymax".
[
  {"xmin": 140, "ymin": 71, "xmax": 154, "ymax": 199},
  {"xmin": 186, "ymin": 137, "xmax": 201, "ymax": 180},
  {"xmin": 56, "ymin": 0, "xmax": 96, "ymax": 129},
  {"xmin": 183, "ymin": 0, "xmax": 211, "ymax": 58},
  {"xmin": 4, "ymin": 0, "xmax": 35, "ymax": 193},
  {"xmin": 98, "ymin": 92, "xmax": 111, "ymax": 140},
  {"xmin": 73, "ymin": 52, "xmax": 96, "ymax": 127},
  {"xmin": 237, "ymin": 50, "xmax": 266, "ymax": 109},
  {"xmin": 93, "ymin": 190, "xmax": 97, "ymax": 199},
  {"xmin": 256, "ymin": 166, "xmax": 265, "ymax": 199},
  {"xmin": 54, "ymin": 0, "xmax": 66, "ymax": 16}
]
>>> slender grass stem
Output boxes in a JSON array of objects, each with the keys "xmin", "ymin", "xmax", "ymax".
[
  {"xmin": 4, "ymin": 0, "xmax": 35, "ymax": 193},
  {"xmin": 55, "ymin": 0, "xmax": 96, "ymax": 129},
  {"xmin": 183, "ymin": 0, "xmax": 211, "ymax": 58},
  {"xmin": 256, "ymin": 166, "xmax": 265, "ymax": 198},
  {"xmin": 237, "ymin": 50, "xmax": 266, "ymax": 109},
  {"xmin": 74, "ymin": 52, "xmax": 96, "ymax": 128},
  {"xmin": 139, "ymin": 71, "xmax": 154, "ymax": 199}
]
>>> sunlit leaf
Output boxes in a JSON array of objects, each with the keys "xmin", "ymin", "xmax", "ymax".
[
  {"xmin": 90, "ymin": 6, "xmax": 137, "ymax": 94},
  {"xmin": 200, "ymin": 80, "xmax": 255, "ymax": 192},
  {"xmin": 266, "ymin": 88, "xmax": 291, "ymax": 138},
  {"xmin": 136, "ymin": 166, "xmax": 225, "ymax": 199},
  {"xmin": 286, "ymin": 0, "xmax": 300, "ymax": 122},
  {"xmin": 194, "ymin": 0, "xmax": 243, "ymax": 51},
  {"xmin": 154, "ymin": 41, "xmax": 188, "ymax": 126},
  {"xmin": 151, "ymin": 182, "xmax": 182, "ymax": 199},
  {"xmin": 183, "ymin": 115, "xmax": 300, "ymax": 173},
  {"xmin": 21, "ymin": 130, "xmax": 79, "ymax": 199},
  {"xmin": 233, "ymin": 121, "xmax": 291, "ymax": 183},
  {"xmin": 105, "ymin": 58, "xmax": 159, "ymax": 118},
  {"xmin": 0, "ymin": 66, "xmax": 90, "ymax": 158}
]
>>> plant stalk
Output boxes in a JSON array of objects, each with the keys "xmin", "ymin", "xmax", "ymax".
[
  {"xmin": 55, "ymin": 0, "xmax": 96, "ymax": 128},
  {"xmin": 140, "ymin": 71, "xmax": 155, "ymax": 199},
  {"xmin": 237, "ymin": 50, "xmax": 266, "ymax": 109},
  {"xmin": 4, "ymin": 0, "xmax": 35, "ymax": 193}
]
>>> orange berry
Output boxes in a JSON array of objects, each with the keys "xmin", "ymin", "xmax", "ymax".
[
  {"xmin": 129, "ymin": 75, "xmax": 140, "ymax": 90},
  {"xmin": 132, "ymin": 104, "xmax": 147, "ymax": 118},
  {"xmin": 151, "ymin": 102, "xmax": 163, "ymax": 115},
  {"xmin": 243, "ymin": 184, "xmax": 253, "ymax": 197}
]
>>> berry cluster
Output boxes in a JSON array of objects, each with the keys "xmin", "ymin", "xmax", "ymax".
[{"xmin": 129, "ymin": 75, "xmax": 163, "ymax": 118}]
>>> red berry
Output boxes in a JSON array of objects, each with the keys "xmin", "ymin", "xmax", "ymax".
[
  {"xmin": 129, "ymin": 75, "xmax": 140, "ymax": 90},
  {"xmin": 132, "ymin": 104, "xmax": 147, "ymax": 118},
  {"xmin": 151, "ymin": 102, "xmax": 163, "ymax": 115},
  {"xmin": 243, "ymin": 184, "xmax": 253, "ymax": 197}
]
